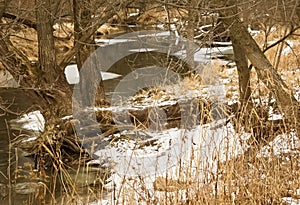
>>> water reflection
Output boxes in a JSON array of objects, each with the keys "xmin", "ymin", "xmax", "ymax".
[{"xmin": 0, "ymin": 88, "xmax": 38, "ymax": 204}]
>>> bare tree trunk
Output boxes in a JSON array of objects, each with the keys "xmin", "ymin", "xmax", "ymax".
[
  {"xmin": 226, "ymin": 2, "xmax": 251, "ymax": 106},
  {"xmin": 186, "ymin": 0, "xmax": 197, "ymax": 68},
  {"xmin": 186, "ymin": 0, "xmax": 197, "ymax": 41},
  {"xmin": 34, "ymin": 0, "xmax": 73, "ymax": 120},
  {"xmin": 73, "ymin": 0, "xmax": 94, "ymax": 69},
  {"xmin": 230, "ymin": 31, "xmax": 254, "ymax": 135},
  {"xmin": 73, "ymin": 0, "xmax": 106, "ymax": 106},
  {"xmin": 36, "ymin": 0, "xmax": 61, "ymax": 86},
  {"xmin": 231, "ymin": 37, "xmax": 251, "ymax": 106}
]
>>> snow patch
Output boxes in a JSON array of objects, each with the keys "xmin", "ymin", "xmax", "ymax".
[
  {"xmin": 65, "ymin": 64, "xmax": 80, "ymax": 84},
  {"xmin": 10, "ymin": 110, "xmax": 45, "ymax": 132},
  {"xmin": 259, "ymin": 132, "xmax": 299, "ymax": 157},
  {"xmin": 64, "ymin": 64, "xmax": 122, "ymax": 84},
  {"xmin": 93, "ymin": 120, "xmax": 247, "ymax": 177}
]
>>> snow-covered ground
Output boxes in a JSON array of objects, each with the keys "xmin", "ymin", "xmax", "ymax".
[
  {"xmin": 89, "ymin": 119, "xmax": 248, "ymax": 204},
  {"xmin": 92, "ymin": 119, "xmax": 248, "ymax": 177},
  {"xmin": 10, "ymin": 104, "xmax": 299, "ymax": 204}
]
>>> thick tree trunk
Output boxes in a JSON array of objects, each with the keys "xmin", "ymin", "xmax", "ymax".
[
  {"xmin": 231, "ymin": 34, "xmax": 251, "ymax": 106},
  {"xmin": 73, "ymin": 0, "xmax": 94, "ymax": 69},
  {"xmin": 36, "ymin": 0, "xmax": 61, "ymax": 86},
  {"xmin": 73, "ymin": 0, "xmax": 106, "ymax": 106},
  {"xmin": 34, "ymin": 0, "xmax": 73, "ymax": 120},
  {"xmin": 230, "ymin": 31, "xmax": 254, "ymax": 135}
]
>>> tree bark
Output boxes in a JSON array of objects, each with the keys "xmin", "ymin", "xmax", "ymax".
[
  {"xmin": 227, "ymin": 4, "xmax": 251, "ymax": 106},
  {"xmin": 186, "ymin": 0, "xmax": 198, "ymax": 69},
  {"xmin": 231, "ymin": 36, "xmax": 251, "ymax": 106},
  {"xmin": 73, "ymin": 0, "xmax": 94, "ymax": 69},
  {"xmin": 73, "ymin": 0, "xmax": 106, "ymax": 106},
  {"xmin": 36, "ymin": 0, "xmax": 61, "ymax": 86}
]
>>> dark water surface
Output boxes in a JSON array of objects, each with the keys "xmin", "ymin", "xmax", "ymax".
[{"xmin": 0, "ymin": 88, "xmax": 39, "ymax": 204}]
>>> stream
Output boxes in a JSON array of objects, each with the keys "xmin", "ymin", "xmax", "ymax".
[{"xmin": 0, "ymin": 30, "xmax": 234, "ymax": 204}]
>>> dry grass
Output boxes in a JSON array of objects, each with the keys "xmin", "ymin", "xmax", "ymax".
[
  {"xmin": 103, "ymin": 26, "xmax": 300, "ymax": 205},
  {"xmin": 10, "ymin": 69, "xmax": 300, "ymax": 205},
  {"xmin": 110, "ymin": 114, "xmax": 300, "ymax": 205},
  {"xmin": 28, "ymin": 44, "xmax": 300, "ymax": 205}
]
